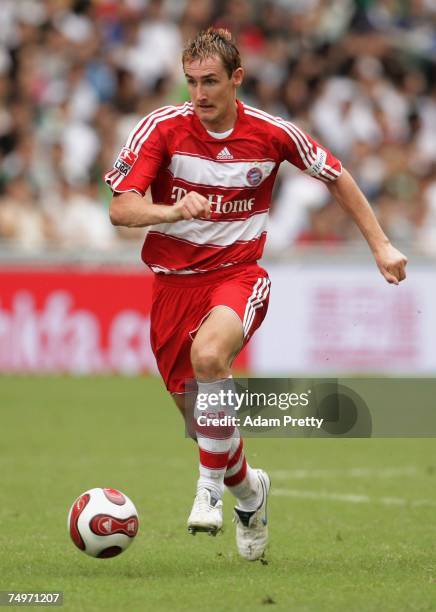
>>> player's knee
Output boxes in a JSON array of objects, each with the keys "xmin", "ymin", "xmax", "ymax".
[{"xmin": 191, "ymin": 344, "xmax": 227, "ymax": 380}]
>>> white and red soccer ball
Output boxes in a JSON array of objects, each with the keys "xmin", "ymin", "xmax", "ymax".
[{"xmin": 68, "ymin": 488, "xmax": 139, "ymax": 558}]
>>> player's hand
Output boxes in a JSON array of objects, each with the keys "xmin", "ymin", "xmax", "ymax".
[
  {"xmin": 373, "ymin": 243, "xmax": 408, "ymax": 285},
  {"xmin": 169, "ymin": 191, "xmax": 211, "ymax": 222}
]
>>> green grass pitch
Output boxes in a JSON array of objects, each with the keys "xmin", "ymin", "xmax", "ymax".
[{"xmin": 1, "ymin": 376, "xmax": 435, "ymax": 611}]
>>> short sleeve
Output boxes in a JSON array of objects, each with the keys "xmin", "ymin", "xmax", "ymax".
[
  {"xmin": 104, "ymin": 113, "xmax": 165, "ymax": 196},
  {"xmin": 278, "ymin": 119, "xmax": 342, "ymax": 183}
]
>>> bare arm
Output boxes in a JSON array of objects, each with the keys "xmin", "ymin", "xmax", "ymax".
[
  {"xmin": 109, "ymin": 190, "xmax": 211, "ymax": 227},
  {"xmin": 327, "ymin": 168, "xmax": 408, "ymax": 284}
]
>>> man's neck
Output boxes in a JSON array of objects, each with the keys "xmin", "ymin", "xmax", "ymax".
[{"xmin": 199, "ymin": 100, "xmax": 238, "ymax": 133}]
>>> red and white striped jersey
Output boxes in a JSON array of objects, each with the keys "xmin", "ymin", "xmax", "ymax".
[{"xmin": 105, "ymin": 100, "xmax": 342, "ymax": 275}]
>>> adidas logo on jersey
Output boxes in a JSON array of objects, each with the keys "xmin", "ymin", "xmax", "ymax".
[{"xmin": 216, "ymin": 147, "xmax": 233, "ymax": 160}]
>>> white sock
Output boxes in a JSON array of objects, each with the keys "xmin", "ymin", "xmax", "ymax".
[
  {"xmin": 195, "ymin": 379, "xmax": 236, "ymax": 499},
  {"xmin": 224, "ymin": 430, "xmax": 261, "ymax": 511}
]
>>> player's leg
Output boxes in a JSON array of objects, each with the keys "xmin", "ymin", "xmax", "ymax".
[
  {"xmin": 190, "ymin": 305, "xmax": 243, "ymax": 380},
  {"xmin": 187, "ymin": 307, "xmax": 242, "ymax": 534},
  {"xmin": 151, "ymin": 268, "xmax": 270, "ymax": 553},
  {"xmin": 173, "ymin": 389, "xmax": 261, "ymax": 509},
  {"xmin": 190, "ymin": 307, "xmax": 260, "ymax": 502},
  {"xmin": 187, "ymin": 306, "xmax": 269, "ymax": 547},
  {"xmin": 172, "ymin": 389, "xmax": 257, "ymax": 537},
  {"xmin": 173, "ymin": 389, "xmax": 263, "ymax": 506},
  {"xmin": 188, "ymin": 270, "xmax": 271, "ymax": 556}
]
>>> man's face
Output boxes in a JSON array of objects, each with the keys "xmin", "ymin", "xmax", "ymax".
[{"xmin": 184, "ymin": 55, "xmax": 243, "ymax": 129}]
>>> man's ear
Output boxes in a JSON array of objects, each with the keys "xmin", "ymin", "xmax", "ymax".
[{"xmin": 232, "ymin": 67, "xmax": 244, "ymax": 88}]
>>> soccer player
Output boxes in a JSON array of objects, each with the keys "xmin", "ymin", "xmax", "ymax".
[{"xmin": 105, "ymin": 28, "xmax": 407, "ymax": 560}]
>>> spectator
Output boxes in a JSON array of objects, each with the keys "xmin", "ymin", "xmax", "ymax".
[
  {"xmin": 0, "ymin": 176, "xmax": 52, "ymax": 249},
  {"xmin": 50, "ymin": 179, "xmax": 117, "ymax": 251}
]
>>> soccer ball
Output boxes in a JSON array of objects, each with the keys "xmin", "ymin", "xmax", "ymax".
[{"xmin": 67, "ymin": 487, "xmax": 139, "ymax": 558}]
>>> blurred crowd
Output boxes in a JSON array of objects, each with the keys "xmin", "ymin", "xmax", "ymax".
[{"xmin": 0, "ymin": 0, "xmax": 436, "ymax": 255}]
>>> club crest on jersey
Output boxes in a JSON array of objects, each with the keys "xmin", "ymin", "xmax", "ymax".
[
  {"xmin": 115, "ymin": 147, "xmax": 138, "ymax": 176},
  {"xmin": 246, "ymin": 166, "xmax": 263, "ymax": 186}
]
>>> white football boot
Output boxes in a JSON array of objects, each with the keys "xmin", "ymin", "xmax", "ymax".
[
  {"xmin": 233, "ymin": 469, "xmax": 270, "ymax": 560},
  {"xmin": 187, "ymin": 488, "xmax": 223, "ymax": 536}
]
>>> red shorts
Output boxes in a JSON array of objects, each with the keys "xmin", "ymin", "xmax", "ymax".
[{"xmin": 150, "ymin": 262, "xmax": 270, "ymax": 393}]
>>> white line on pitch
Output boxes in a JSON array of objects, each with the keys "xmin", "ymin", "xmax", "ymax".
[
  {"xmin": 272, "ymin": 488, "xmax": 436, "ymax": 508},
  {"xmin": 269, "ymin": 467, "xmax": 418, "ymax": 480}
]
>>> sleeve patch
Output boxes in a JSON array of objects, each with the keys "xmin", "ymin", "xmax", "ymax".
[
  {"xmin": 114, "ymin": 147, "xmax": 138, "ymax": 176},
  {"xmin": 305, "ymin": 147, "xmax": 327, "ymax": 177}
]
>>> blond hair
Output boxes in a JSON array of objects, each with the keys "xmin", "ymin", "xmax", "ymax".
[{"xmin": 182, "ymin": 28, "xmax": 241, "ymax": 78}]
